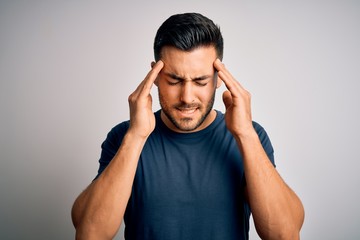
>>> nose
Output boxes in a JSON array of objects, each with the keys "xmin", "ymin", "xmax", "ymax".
[{"xmin": 180, "ymin": 81, "xmax": 194, "ymax": 104}]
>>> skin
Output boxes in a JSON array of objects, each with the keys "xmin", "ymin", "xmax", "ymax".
[
  {"xmin": 71, "ymin": 46, "xmax": 304, "ymax": 240},
  {"xmin": 154, "ymin": 46, "xmax": 222, "ymax": 132},
  {"xmin": 214, "ymin": 58, "xmax": 305, "ymax": 239}
]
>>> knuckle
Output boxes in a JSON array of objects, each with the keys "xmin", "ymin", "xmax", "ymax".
[{"xmin": 128, "ymin": 93, "xmax": 135, "ymax": 103}]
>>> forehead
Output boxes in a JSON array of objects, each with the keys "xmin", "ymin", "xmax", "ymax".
[{"xmin": 160, "ymin": 46, "xmax": 217, "ymax": 76}]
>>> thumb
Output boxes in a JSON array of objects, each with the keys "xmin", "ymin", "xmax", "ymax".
[{"xmin": 222, "ymin": 90, "xmax": 233, "ymax": 109}]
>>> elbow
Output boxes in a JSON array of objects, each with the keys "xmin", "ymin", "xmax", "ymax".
[
  {"xmin": 74, "ymin": 227, "xmax": 97, "ymax": 240},
  {"xmin": 74, "ymin": 222, "xmax": 115, "ymax": 240},
  {"xmin": 71, "ymin": 200, "xmax": 103, "ymax": 240},
  {"xmin": 71, "ymin": 208, "xmax": 117, "ymax": 240},
  {"xmin": 71, "ymin": 198, "xmax": 84, "ymax": 230},
  {"xmin": 276, "ymin": 225, "xmax": 301, "ymax": 240},
  {"xmin": 273, "ymin": 211, "xmax": 305, "ymax": 240},
  {"xmin": 71, "ymin": 199, "xmax": 121, "ymax": 240},
  {"xmin": 257, "ymin": 211, "xmax": 305, "ymax": 240},
  {"xmin": 71, "ymin": 207, "xmax": 80, "ymax": 230},
  {"xmin": 74, "ymin": 226, "xmax": 90, "ymax": 240},
  {"xmin": 275, "ymin": 197, "xmax": 305, "ymax": 240},
  {"xmin": 258, "ymin": 225, "xmax": 301, "ymax": 240},
  {"xmin": 71, "ymin": 207, "xmax": 90, "ymax": 240}
]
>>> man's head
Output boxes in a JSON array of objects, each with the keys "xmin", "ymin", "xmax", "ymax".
[
  {"xmin": 153, "ymin": 13, "xmax": 223, "ymax": 133},
  {"xmin": 153, "ymin": 13, "xmax": 223, "ymax": 61}
]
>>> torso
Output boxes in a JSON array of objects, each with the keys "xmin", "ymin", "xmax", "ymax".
[{"xmin": 124, "ymin": 110, "xmax": 250, "ymax": 240}]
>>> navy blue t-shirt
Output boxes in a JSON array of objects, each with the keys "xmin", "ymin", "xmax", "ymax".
[{"xmin": 97, "ymin": 110, "xmax": 275, "ymax": 240}]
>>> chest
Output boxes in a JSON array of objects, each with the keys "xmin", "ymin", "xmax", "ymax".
[{"xmin": 130, "ymin": 132, "xmax": 245, "ymax": 213}]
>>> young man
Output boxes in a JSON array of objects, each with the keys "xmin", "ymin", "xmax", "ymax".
[{"xmin": 71, "ymin": 13, "xmax": 304, "ymax": 240}]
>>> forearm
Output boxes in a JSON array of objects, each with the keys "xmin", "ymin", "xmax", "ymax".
[
  {"xmin": 72, "ymin": 131, "xmax": 147, "ymax": 239},
  {"xmin": 236, "ymin": 130, "xmax": 304, "ymax": 240}
]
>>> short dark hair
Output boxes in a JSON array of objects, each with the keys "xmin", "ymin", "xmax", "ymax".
[{"xmin": 153, "ymin": 13, "xmax": 223, "ymax": 61}]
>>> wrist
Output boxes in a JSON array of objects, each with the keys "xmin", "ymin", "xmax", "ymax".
[
  {"xmin": 233, "ymin": 127, "xmax": 258, "ymax": 143},
  {"xmin": 127, "ymin": 123, "xmax": 154, "ymax": 139},
  {"xmin": 125, "ymin": 127, "xmax": 150, "ymax": 144}
]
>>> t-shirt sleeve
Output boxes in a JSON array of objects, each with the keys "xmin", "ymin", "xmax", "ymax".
[
  {"xmin": 94, "ymin": 121, "xmax": 130, "ymax": 180},
  {"xmin": 252, "ymin": 121, "xmax": 276, "ymax": 167}
]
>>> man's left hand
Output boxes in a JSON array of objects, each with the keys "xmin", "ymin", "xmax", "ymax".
[{"xmin": 214, "ymin": 59, "xmax": 254, "ymax": 138}]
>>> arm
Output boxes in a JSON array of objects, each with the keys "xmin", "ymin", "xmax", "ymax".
[
  {"xmin": 71, "ymin": 61, "xmax": 164, "ymax": 240},
  {"xmin": 214, "ymin": 59, "xmax": 304, "ymax": 240}
]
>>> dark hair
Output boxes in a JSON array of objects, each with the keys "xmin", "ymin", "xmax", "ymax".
[{"xmin": 153, "ymin": 13, "xmax": 223, "ymax": 61}]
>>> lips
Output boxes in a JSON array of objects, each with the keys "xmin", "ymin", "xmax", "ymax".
[{"xmin": 176, "ymin": 107, "xmax": 198, "ymax": 117}]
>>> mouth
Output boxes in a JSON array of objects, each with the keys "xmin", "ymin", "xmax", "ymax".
[{"xmin": 176, "ymin": 107, "xmax": 198, "ymax": 117}]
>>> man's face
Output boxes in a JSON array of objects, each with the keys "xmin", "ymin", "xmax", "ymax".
[{"xmin": 155, "ymin": 46, "xmax": 221, "ymax": 132}]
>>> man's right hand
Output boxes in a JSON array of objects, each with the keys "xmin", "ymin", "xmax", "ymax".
[{"xmin": 127, "ymin": 60, "xmax": 164, "ymax": 138}]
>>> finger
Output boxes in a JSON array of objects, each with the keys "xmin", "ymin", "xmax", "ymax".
[
  {"xmin": 141, "ymin": 60, "xmax": 164, "ymax": 94},
  {"xmin": 214, "ymin": 59, "xmax": 241, "ymax": 89},
  {"xmin": 133, "ymin": 60, "xmax": 163, "ymax": 98},
  {"xmin": 214, "ymin": 59, "xmax": 245, "ymax": 95},
  {"xmin": 222, "ymin": 90, "xmax": 233, "ymax": 109},
  {"xmin": 213, "ymin": 59, "xmax": 234, "ymax": 85}
]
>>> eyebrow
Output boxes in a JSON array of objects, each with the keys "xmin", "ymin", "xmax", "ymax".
[{"xmin": 165, "ymin": 72, "xmax": 212, "ymax": 81}]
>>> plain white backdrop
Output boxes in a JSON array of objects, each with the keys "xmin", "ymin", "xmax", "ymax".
[{"xmin": 1, "ymin": 1, "xmax": 359, "ymax": 239}]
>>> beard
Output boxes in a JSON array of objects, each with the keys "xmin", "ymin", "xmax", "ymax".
[{"xmin": 158, "ymin": 90, "xmax": 216, "ymax": 132}]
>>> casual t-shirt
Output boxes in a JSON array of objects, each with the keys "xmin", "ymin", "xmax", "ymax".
[{"xmin": 96, "ymin": 110, "xmax": 275, "ymax": 240}]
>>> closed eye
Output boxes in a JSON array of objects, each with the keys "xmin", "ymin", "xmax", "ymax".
[
  {"xmin": 166, "ymin": 74, "xmax": 183, "ymax": 85},
  {"xmin": 165, "ymin": 73, "xmax": 211, "ymax": 86},
  {"xmin": 167, "ymin": 80, "xmax": 181, "ymax": 86},
  {"xmin": 194, "ymin": 80, "xmax": 208, "ymax": 86},
  {"xmin": 167, "ymin": 80, "xmax": 208, "ymax": 86},
  {"xmin": 193, "ymin": 76, "xmax": 211, "ymax": 86}
]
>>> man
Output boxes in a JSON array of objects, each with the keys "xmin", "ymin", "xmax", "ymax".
[{"xmin": 71, "ymin": 13, "xmax": 304, "ymax": 240}]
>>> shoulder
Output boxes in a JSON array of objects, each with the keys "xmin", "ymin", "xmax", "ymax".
[
  {"xmin": 109, "ymin": 120, "xmax": 130, "ymax": 137},
  {"xmin": 252, "ymin": 121, "xmax": 270, "ymax": 139},
  {"xmin": 252, "ymin": 121, "xmax": 275, "ymax": 165},
  {"xmin": 102, "ymin": 120, "xmax": 130, "ymax": 149}
]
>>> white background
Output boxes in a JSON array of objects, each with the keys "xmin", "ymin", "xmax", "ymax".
[{"xmin": 1, "ymin": 1, "xmax": 359, "ymax": 239}]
